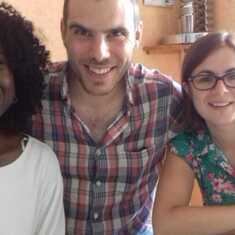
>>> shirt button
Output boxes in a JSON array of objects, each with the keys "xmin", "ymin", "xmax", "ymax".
[
  {"xmin": 95, "ymin": 149, "xmax": 101, "ymax": 156},
  {"xmin": 93, "ymin": 212, "xmax": 99, "ymax": 220},
  {"xmin": 96, "ymin": 181, "xmax": 101, "ymax": 187}
]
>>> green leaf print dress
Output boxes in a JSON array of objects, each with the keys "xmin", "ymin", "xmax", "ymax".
[{"xmin": 170, "ymin": 130, "xmax": 235, "ymax": 205}]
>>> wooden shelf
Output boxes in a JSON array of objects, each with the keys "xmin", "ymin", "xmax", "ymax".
[{"xmin": 143, "ymin": 43, "xmax": 191, "ymax": 54}]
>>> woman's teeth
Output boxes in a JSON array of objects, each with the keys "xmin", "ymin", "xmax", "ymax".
[{"xmin": 210, "ymin": 102, "xmax": 232, "ymax": 107}]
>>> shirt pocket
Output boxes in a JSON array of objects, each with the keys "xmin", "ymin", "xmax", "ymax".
[{"xmin": 100, "ymin": 147, "xmax": 156, "ymax": 196}]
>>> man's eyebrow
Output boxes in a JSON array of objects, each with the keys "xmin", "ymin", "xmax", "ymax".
[
  {"xmin": 68, "ymin": 22, "xmax": 128, "ymax": 34},
  {"xmin": 68, "ymin": 22, "xmax": 91, "ymax": 32},
  {"xmin": 107, "ymin": 26, "xmax": 129, "ymax": 34}
]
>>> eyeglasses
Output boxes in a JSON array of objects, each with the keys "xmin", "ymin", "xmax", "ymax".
[{"xmin": 188, "ymin": 68, "xmax": 235, "ymax": 91}]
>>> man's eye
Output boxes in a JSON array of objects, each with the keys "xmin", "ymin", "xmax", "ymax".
[
  {"xmin": 109, "ymin": 30, "xmax": 127, "ymax": 38},
  {"xmin": 73, "ymin": 28, "xmax": 91, "ymax": 37}
]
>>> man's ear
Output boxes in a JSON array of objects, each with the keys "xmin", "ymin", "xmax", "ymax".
[
  {"xmin": 60, "ymin": 18, "xmax": 66, "ymax": 47},
  {"xmin": 135, "ymin": 21, "xmax": 143, "ymax": 49}
]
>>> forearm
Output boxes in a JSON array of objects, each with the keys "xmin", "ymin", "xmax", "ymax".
[
  {"xmin": 219, "ymin": 229, "xmax": 235, "ymax": 235},
  {"xmin": 154, "ymin": 152, "xmax": 235, "ymax": 235},
  {"xmin": 155, "ymin": 205, "xmax": 235, "ymax": 235}
]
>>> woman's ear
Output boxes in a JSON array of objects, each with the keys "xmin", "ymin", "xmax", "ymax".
[{"xmin": 182, "ymin": 82, "xmax": 190, "ymax": 95}]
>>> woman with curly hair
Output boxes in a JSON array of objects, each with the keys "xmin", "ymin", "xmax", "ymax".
[{"xmin": 0, "ymin": 2, "xmax": 65, "ymax": 234}]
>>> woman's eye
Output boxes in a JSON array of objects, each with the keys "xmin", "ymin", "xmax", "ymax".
[
  {"xmin": 196, "ymin": 76, "xmax": 213, "ymax": 83},
  {"xmin": 225, "ymin": 73, "xmax": 235, "ymax": 81}
]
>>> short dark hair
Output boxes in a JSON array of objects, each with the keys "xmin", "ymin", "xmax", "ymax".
[
  {"xmin": 63, "ymin": 0, "xmax": 140, "ymax": 29},
  {"xmin": 181, "ymin": 32, "xmax": 235, "ymax": 131},
  {"xmin": 0, "ymin": 2, "xmax": 50, "ymax": 133}
]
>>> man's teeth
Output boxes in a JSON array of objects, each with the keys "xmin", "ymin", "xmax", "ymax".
[{"xmin": 89, "ymin": 67, "xmax": 111, "ymax": 74}]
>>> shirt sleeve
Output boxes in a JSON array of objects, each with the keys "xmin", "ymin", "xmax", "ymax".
[
  {"xmin": 167, "ymin": 79, "xmax": 184, "ymax": 140},
  {"xmin": 36, "ymin": 149, "xmax": 65, "ymax": 235}
]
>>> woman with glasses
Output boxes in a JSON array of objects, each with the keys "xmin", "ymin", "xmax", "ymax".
[{"xmin": 153, "ymin": 32, "xmax": 235, "ymax": 235}]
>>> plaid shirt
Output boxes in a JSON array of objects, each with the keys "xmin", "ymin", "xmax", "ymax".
[{"xmin": 30, "ymin": 62, "xmax": 182, "ymax": 235}]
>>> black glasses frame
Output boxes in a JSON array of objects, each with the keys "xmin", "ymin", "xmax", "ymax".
[{"xmin": 188, "ymin": 71, "xmax": 235, "ymax": 91}]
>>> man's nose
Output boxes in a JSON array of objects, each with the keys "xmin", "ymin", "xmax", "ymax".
[{"xmin": 91, "ymin": 35, "xmax": 110, "ymax": 62}]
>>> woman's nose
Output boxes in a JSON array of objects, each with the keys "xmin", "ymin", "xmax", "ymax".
[{"xmin": 212, "ymin": 79, "xmax": 229, "ymax": 94}]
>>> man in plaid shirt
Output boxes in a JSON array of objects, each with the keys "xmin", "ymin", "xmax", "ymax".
[{"xmin": 30, "ymin": 0, "xmax": 183, "ymax": 234}]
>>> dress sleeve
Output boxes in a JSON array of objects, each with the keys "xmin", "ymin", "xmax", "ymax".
[
  {"xmin": 169, "ymin": 132, "xmax": 200, "ymax": 172},
  {"xmin": 36, "ymin": 148, "xmax": 65, "ymax": 235}
]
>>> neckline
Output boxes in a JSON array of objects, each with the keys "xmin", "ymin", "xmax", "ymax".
[{"xmin": 0, "ymin": 136, "xmax": 30, "ymax": 169}]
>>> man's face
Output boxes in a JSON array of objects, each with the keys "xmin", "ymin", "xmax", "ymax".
[{"xmin": 61, "ymin": 0, "xmax": 141, "ymax": 97}]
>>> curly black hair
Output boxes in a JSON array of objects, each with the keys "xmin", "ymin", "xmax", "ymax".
[{"xmin": 0, "ymin": 2, "xmax": 50, "ymax": 133}]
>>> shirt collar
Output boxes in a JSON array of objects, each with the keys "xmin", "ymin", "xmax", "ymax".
[
  {"xmin": 60, "ymin": 62, "xmax": 69, "ymax": 101},
  {"xmin": 125, "ymin": 63, "xmax": 137, "ymax": 106}
]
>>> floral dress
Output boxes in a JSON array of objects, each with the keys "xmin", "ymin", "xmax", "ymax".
[{"xmin": 169, "ymin": 130, "xmax": 235, "ymax": 205}]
